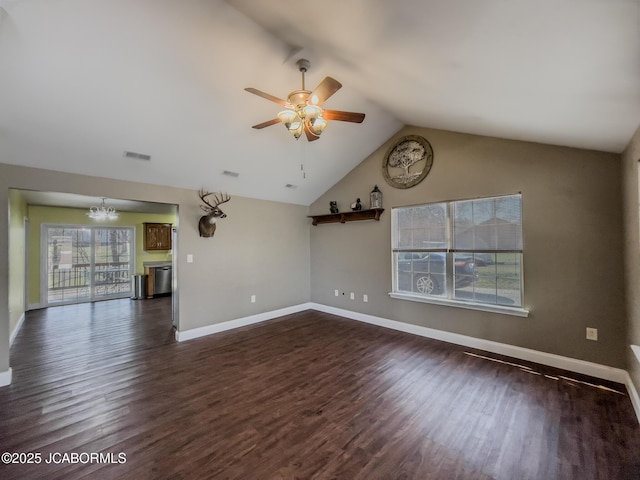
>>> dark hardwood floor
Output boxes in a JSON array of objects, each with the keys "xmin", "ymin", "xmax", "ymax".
[{"xmin": 1, "ymin": 298, "xmax": 639, "ymax": 479}]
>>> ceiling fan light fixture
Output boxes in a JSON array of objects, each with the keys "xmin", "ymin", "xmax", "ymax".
[
  {"xmin": 277, "ymin": 109, "xmax": 297, "ymax": 128},
  {"xmin": 289, "ymin": 118, "xmax": 302, "ymax": 130},
  {"xmin": 290, "ymin": 121, "xmax": 304, "ymax": 139},
  {"xmin": 303, "ymin": 104, "xmax": 322, "ymax": 120},
  {"xmin": 292, "ymin": 131, "xmax": 303, "ymax": 140},
  {"xmin": 308, "ymin": 116, "xmax": 327, "ymax": 136}
]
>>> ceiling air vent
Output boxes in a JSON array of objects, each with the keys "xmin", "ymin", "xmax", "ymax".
[
  {"xmin": 222, "ymin": 170, "xmax": 240, "ymax": 178},
  {"xmin": 124, "ymin": 151, "xmax": 152, "ymax": 161}
]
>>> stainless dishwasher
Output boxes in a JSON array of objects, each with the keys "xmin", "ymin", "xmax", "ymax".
[{"xmin": 153, "ymin": 266, "xmax": 172, "ymax": 296}]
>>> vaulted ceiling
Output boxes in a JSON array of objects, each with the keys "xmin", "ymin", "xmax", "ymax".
[{"xmin": 1, "ymin": 0, "xmax": 638, "ymax": 205}]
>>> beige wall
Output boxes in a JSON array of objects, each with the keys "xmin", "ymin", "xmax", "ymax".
[
  {"xmin": 8, "ymin": 189, "xmax": 27, "ymax": 340},
  {"xmin": 622, "ymin": 125, "xmax": 640, "ymax": 389},
  {"xmin": 26, "ymin": 205, "xmax": 177, "ymax": 306},
  {"xmin": 310, "ymin": 126, "xmax": 625, "ymax": 367},
  {"xmin": 0, "ymin": 163, "xmax": 311, "ymax": 374}
]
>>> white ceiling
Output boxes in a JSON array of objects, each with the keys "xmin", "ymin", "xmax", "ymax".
[{"xmin": 0, "ymin": 0, "xmax": 638, "ymax": 206}]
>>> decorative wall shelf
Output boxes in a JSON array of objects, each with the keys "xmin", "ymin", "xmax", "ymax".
[{"xmin": 309, "ymin": 208, "xmax": 384, "ymax": 226}]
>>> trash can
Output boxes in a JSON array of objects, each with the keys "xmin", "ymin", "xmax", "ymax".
[{"xmin": 131, "ymin": 274, "xmax": 147, "ymax": 300}]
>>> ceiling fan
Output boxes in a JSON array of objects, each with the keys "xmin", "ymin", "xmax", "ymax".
[{"xmin": 245, "ymin": 59, "xmax": 365, "ymax": 142}]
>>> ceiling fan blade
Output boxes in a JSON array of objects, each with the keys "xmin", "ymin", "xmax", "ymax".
[
  {"xmin": 322, "ymin": 110, "xmax": 365, "ymax": 123},
  {"xmin": 244, "ymin": 88, "xmax": 291, "ymax": 108},
  {"xmin": 309, "ymin": 77, "xmax": 342, "ymax": 106},
  {"xmin": 252, "ymin": 118, "xmax": 281, "ymax": 129},
  {"xmin": 304, "ymin": 123, "xmax": 320, "ymax": 142}
]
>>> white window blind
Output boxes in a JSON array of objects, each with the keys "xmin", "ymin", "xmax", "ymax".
[
  {"xmin": 452, "ymin": 195, "xmax": 522, "ymax": 252},
  {"xmin": 395, "ymin": 203, "xmax": 448, "ymax": 252},
  {"xmin": 392, "ymin": 194, "xmax": 524, "ymax": 310}
]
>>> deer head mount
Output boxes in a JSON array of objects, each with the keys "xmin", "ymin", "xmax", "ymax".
[{"xmin": 198, "ymin": 189, "xmax": 230, "ymax": 238}]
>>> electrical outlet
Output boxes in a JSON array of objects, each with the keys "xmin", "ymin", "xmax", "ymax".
[
  {"xmin": 251, "ymin": 295, "xmax": 256, "ymax": 303},
  {"xmin": 186, "ymin": 254, "xmax": 193, "ymax": 263},
  {"xmin": 586, "ymin": 327, "xmax": 598, "ymax": 341},
  {"xmin": 350, "ymin": 292, "xmax": 355, "ymax": 300},
  {"xmin": 334, "ymin": 289, "xmax": 339, "ymax": 297},
  {"xmin": 363, "ymin": 294, "xmax": 368, "ymax": 302}
]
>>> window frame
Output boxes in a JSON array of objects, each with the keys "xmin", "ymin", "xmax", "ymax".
[{"xmin": 389, "ymin": 194, "xmax": 529, "ymax": 317}]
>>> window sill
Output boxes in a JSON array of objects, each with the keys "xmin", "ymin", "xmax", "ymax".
[{"xmin": 388, "ymin": 292, "xmax": 530, "ymax": 317}]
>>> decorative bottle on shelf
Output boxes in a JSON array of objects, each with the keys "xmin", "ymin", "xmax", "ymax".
[
  {"xmin": 330, "ymin": 201, "xmax": 339, "ymax": 214},
  {"xmin": 370, "ymin": 185, "xmax": 382, "ymax": 209}
]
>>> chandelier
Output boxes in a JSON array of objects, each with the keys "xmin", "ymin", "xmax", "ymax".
[{"xmin": 87, "ymin": 198, "xmax": 119, "ymax": 220}]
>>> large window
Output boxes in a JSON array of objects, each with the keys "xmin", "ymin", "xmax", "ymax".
[{"xmin": 391, "ymin": 194, "xmax": 525, "ymax": 315}]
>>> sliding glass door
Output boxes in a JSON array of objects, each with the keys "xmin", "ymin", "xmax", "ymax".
[{"xmin": 43, "ymin": 225, "xmax": 134, "ymax": 305}]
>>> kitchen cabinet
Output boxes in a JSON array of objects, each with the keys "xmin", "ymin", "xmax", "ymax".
[{"xmin": 143, "ymin": 223, "xmax": 172, "ymax": 251}]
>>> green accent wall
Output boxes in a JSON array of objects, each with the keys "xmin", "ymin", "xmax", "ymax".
[{"xmin": 27, "ymin": 205, "xmax": 176, "ymax": 306}]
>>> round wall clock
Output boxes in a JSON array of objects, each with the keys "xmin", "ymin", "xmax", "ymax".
[{"xmin": 382, "ymin": 135, "xmax": 434, "ymax": 189}]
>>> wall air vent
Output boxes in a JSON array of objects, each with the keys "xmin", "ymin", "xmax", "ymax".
[
  {"xmin": 124, "ymin": 151, "xmax": 152, "ymax": 161},
  {"xmin": 222, "ymin": 170, "xmax": 240, "ymax": 178}
]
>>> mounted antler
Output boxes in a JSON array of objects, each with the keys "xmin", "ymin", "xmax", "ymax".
[{"xmin": 198, "ymin": 189, "xmax": 231, "ymax": 238}]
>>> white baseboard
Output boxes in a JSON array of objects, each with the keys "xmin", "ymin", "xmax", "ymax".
[
  {"xmin": 309, "ymin": 303, "xmax": 628, "ymax": 384},
  {"xmin": 0, "ymin": 368, "xmax": 12, "ymax": 387},
  {"xmin": 10, "ymin": 313, "xmax": 25, "ymax": 346},
  {"xmin": 624, "ymin": 372, "xmax": 640, "ymax": 424},
  {"xmin": 176, "ymin": 303, "xmax": 314, "ymax": 342}
]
